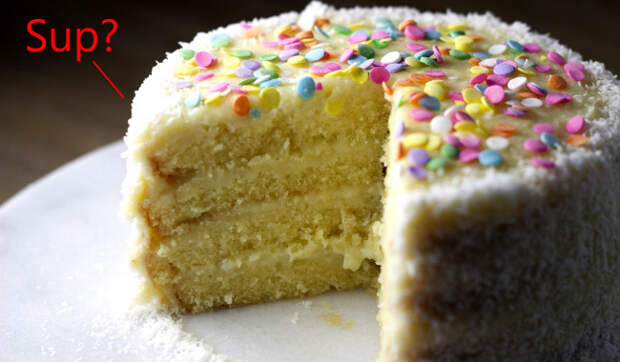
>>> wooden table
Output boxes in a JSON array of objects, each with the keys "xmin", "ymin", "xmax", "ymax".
[{"xmin": 3, "ymin": 0, "xmax": 618, "ymax": 202}]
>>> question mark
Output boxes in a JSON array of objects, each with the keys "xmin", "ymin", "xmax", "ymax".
[{"xmin": 102, "ymin": 19, "xmax": 118, "ymax": 52}]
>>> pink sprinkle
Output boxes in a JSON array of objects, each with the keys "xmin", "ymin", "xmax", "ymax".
[
  {"xmin": 195, "ymin": 72, "xmax": 214, "ymax": 81},
  {"xmin": 277, "ymin": 33, "xmax": 290, "ymax": 41},
  {"xmin": 339, "ymin": 48, "xmax": 355, "ymax": 63},
  {"xmin": 535, "ymin": 64, "xmax": 552, "ymax": 73},
  {"xmin": 240, "ymin": 23, "xmax": 251, "ymax": 30},
  {"xmin": 460, "ymin": 135, "xmax": 481, "ymax": 149},
  {"xmin": 533, "ymin": 123, "xmax": 554, "ymax": 134},
  {"xmin": 369, "ymin": 67, "xmax": 390, "ymax": 84},
  {"xmin": 406, "ymin": 43, "xmax": 426, "ymax": 52},
  {"xmin": 316, "ymin": 82, "xmax": 323, "ymax": 90},
  {"xmin": 282, "ymin": 37, "xmax": 300, "ymax": 45},
  {"xmin": 459, "ymin": 149, "xmax": 480, "ymax": 163},
  {"xmin": 526, "ymin": 82, "xmax": 547, "ymax": 96},
  {"xmin": 261, "ymin": 41, "xmax": 278, "ymax": 48},
  {"xmin": 545, "ymin": 93, "xmax": 572, "ymax": 105},
  {"xmin": 432, "ymin": 45, "xmax": 443, "ymax": 64},
  {"xmin": 524, "ymin": 138, "xmax": 548, "ymax": 153},
  {"xmin": 424, "ymin": 70, "xmax": 446, "ymax": 78},
  {"xmin": 566, "ymin": 115, "xmax": 585, "ymax": 134},
  {"xmin": 566, "ymin": 68, "xmax": 586, "ymax": 82},
  {"xmin": 285, "ymin": 42, "xmax": 303, "ymax": 50},
  {"xmin": 410, "ymin": 108, "xmax": 433, "ymax": 121},
  {"xmin": 310, "ymin": 65, "xmax": 329, "ymax": 75},
  {"xmin": 443, "ymin": 134, "xmax": 462, "ymax": 147},
  {"xmin": 324, "ymin": 62, "xmax": 341, "ymax": 71},
  {"xmin": 348, "ymin": 33, "xmax": 369, "ymax": 44},
  {"xmin": 195, "ymin": 51, "xmax": 215, "ymax": 68},
  {"xmin": 404, "ymin": 25, "xmax": 425, "ymax": 40},
  {"xmin": 454, "ymin": 111, "xmax": 473, "ymax": 122},
  {"xmin": 564, "ymin": 62, "xmax": 585, "ymax": 72},
  {"xmin": 486, "ymin": 74, "xmax": 508, "ymax": 87},
  {"xmin": 470, "ymin": 73, "xmax": 488, "ymax": 85},
  {"xmin": 547, "ymin": 51, "xmax": 566, "ymax": 65},
  {"xmin": 229, "ymin": 85, "xmax": 247, "ymax": 94},
  {"xmin": 484, "ymin": 85, "xmax": 505, "ymax": 104},
  {"xmin": 209, "ymin": 82, "xmax": 229, "ymax": 93},
  {"xmin": 449, "ymin": 91, "xmax": 464, "ymax": 102},
  {"xmin": 523, "ymin": 42, "xmax": 541, "ymax": 53},
  {"xmin": 371, "ymin": 30, "xmax": 390, "ymax": 39},
  {"xmin": 531, "ymin": 158, "xmax": 556, "ymax": 169}
]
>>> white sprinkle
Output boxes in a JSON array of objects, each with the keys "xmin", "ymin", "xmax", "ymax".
[
  {"xmin": 443, "ymin": 104, "xmax": 463, "ymax": 117},
  {"xmin": 508, "ymin": 76, "xmax": 527, "ymax": 91},
  {"xmin": 479, "ymin": 58, "xmax": 498, "ymax": 68},
  {"xmin": 381, "ymin": 51, "xmax": 402, "ymax": 64},
  {"xmin": 430, "ymin": 116, "xmax": 453, "ymax": 135},
  {"xmin": 523, "ymin": 59, "xmax": 536, "ymax": 68},
  {"xmin": 486, "ymin": 136, "xmax": 509, "ymax": 150},
  {"xmin": 489, "ymin": 44, "xmax": 507, "ymax": 55},
  {"xmin": 521, "ymin": 97, "xmax": 543, "ymax": 108}
]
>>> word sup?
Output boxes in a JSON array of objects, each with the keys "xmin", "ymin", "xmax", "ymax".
[{"xmin": 26, "ymin": 19, "xmax": 118, "ymax": 62}]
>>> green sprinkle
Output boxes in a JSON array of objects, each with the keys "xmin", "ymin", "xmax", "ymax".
[
  {"xmin": 254, "ymin": 69, "xmax": 278, "ymax": 80},
  {"xmin": 508, "ymin": 49, "xmax": 524, "ymax": 56},
  {"xmin": 447, "ymin": 30, "xmax": 465, "ymax": 38},
  {"xmin": 371, "ymin": 38, "xmax": 389, "ymax": 48},
  {"xmin": 232, "ymin": 50, "xmax": 253, "ymax": 59},
  {"xmin": 419, "ymin": 56, "xmax": 438, "ymax": 67},
  {"xmin": 449, "ymin": 49, "xmax": 471, "ymax": 60},
  {"xmin": 357, "ymin": 44, "xmax": 375, "ymax": 59},
  {"xmin": 260, "ymin": 54, "xmax": 278, "ymax": 61},
  {"xmin": 440, "ymin": 144, "xmax": 459, "ymax": 159},
  {"xmin": 332, "ymin": 24, "xmax": 352, "ymax": 35},
  {"xmin": 427, "ymin": 157, "xmax": 448, "ymax": 170},
  {"xmin": 238, "ymin": 77, "xmax": 257, "ymax": 85},
  {"xmin": 179, "ymin": 49, "xmax": 195, "ymax": 60}
]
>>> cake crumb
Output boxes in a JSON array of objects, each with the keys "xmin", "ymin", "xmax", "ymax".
[
  {"xmin": 291, "ymin": 311, "xmax": 300, "ymax": 324},
  {"xmin": 341, "ymin": 321, "xmax": 355, "ymax": 330},
  {"xmin": 318, "ymin": 313, "xmax": 342, "ymax": 326},
  {"xmin": 321, "ymin": 301, "xmax": 333, "ymax": 310}
]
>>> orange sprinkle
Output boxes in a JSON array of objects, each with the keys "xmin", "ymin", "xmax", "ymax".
[
  {"xmin": 548, "ymin": 75, "xmax": 567, "ymax": 90},
  {"xmin": 398, "ymin": 19, "xmax": 417, "ymax": 32},
  {"xmin": 467, "ymin": 33, "xmax": 483, "ymax": 42},
  {"xmin": 303, "ymin": 40, "xmax": 318, "ymax": 48},
  {"xmin": 409, "ymin": 73, "xmax": 432, "ymax": 85},
  {"xmin": 518, "ymin": 91, "xmax": 540, "ymax": 99},
  {"xmin": 492, "ymin": 123, "xmax": 517, "ymax": 137},
  {"xmin": 314, "ymin": 18, "xmax": 330, "ymax": 27},
  {"xmin": 438, "ymin": 46, "xmax": 451, "ymax": 55},
  {"xmin": 468, "ymin": 57, "xmax": 481, "ymax": 66},
  {"xmin": 409, "ymin": 92, "xmax": 425, "ymax": 106},
  {"xmin": 382, "ymin": 82, "xmax": 394, "ymax": 96},
  {"xmin": 394, "ymin": 78, "xmax": 414, "ymax": 87},
  {"xmin": 232, "ymin": 95, "xmax": 250, "ymax": 116},
  {"xmin": 289, "ymin": 25, "xmax": 300, "ymax": 33},
  {"xmin": 396, "ymin": 142, "xmax": 405, "ymax": 160},
  {"xmin": 296, "ymin": 30, "xmax": 314, "ymax": 40},
  {"xmin": 566, "ymin": 134, "xmax": 589, "ymax": 147}
]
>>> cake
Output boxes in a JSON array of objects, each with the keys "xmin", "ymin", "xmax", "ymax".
[{"xmin": 122, "ymin": 2, "xmax": 620, "ymax": 360}]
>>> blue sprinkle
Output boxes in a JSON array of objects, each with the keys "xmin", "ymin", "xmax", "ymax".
[
  {"xmin": 347, "ymin": 55, "xmax": 367, "ymax": 65},
  {"xmin": 479, "ymin": 150, "xmax": 504, "ymax": 166},
  {"xmin": 473, "ymin": 51, "xmax": 491, "ymax": 59},
  {"xmin": 305, "ymin": 48, "xmax": 325, "ymax": 62},
  {"xmin": 541, "ymin": 133, "xmax": 560, "ymax": 149},
  {"xmin": 260, "ymin": 78, "xmax": 281, "ymax": 88},
  {"xmin": 400, "ymin": 51, "xmax": 412, "ymax": 57},
  {"xmin": 474, "ymin": 84, "xmax": 488, "ymax": 93},
  {"xmin": 407, "ymin": 166, "xmax": 427, "ymax": 179},
  {"xmin": 424, "ymin": 29, "xmax": 442, "ymax": 40},
  {"xmin": 297, "ymin": 76, "xmax": 315, "ymax": 99},
  {"xmin": 419, "ymin": 96, "xmax": 441, "ymax": 111},
  {"xmin": 210, "ymin": 33, "xmax": 230, "ymax": 49},
  {"xmin": 249, "ymin": 109, "xmax": 260, "ymax": 117},
  {"xmin": 506, "ymin": 40, "xmax": 524, "ymax": 51},
  {"xmin": 314, "ymin": 25, "xmax": 329, "ymax": 38},
  {"xmin": 414, "ymin": 49, "xmax": 434, "ymax": 59},
  {"xmin": 352, "ymin": 30, "xmax": 371, "ymax": 38},
  {"xmin": 184, "ymin": 91, "xmax": 201, "ymax": 108},
  {"xmin": 387, "ymin": 29, "xmax": 400, "ymax": 40}
]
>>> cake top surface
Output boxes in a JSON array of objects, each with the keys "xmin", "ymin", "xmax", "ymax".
[{"xmin": 128, "ymin": 1, "xmax": 619, "ymax": 192}]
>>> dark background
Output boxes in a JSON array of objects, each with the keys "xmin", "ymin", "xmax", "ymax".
[{"xmin": 3, "ymin": 0, "xmax": 619, "ymax": 202}]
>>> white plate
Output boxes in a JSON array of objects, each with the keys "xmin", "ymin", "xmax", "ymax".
[{"xmin": 0, "ymin": 141, "xmax": 380, "ymax": 362}]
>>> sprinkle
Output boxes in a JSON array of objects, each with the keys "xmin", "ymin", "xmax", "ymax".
[
  {"xmin": 470, "ymin": 73, "xmax": 488, "ymax": 85},
  {"xmin": 548, "ymin": 75, "xmax": 567, "ymax": 89},
  {"xmin": 176, "ymin": 80, "xmax": 193, "ymax": 89},
  {"xmin": 414, "ymin": 49, "xmax": 434, "ymax": 59},
  {"xmin": 259, "ymin": 54, "xmax": 278, "ymax": 61},
  {"xmin": 454, "ymin": 35, "xmax": 474, "ymax": 52},
  {"xmin": 565, "ymin": 67, "xmax": 586, "ymax": 82},
  {"xmin": 486, "ymin": 136, "xmax": 509, "ymax": 150},
  {"xmin": 232, "ymin": 49, "xmax": 253, "ymax": 59},
  {"xmin": 449, "ymin": 91, "xmax": 464, "ymax": 101},
  {"xmin": 494, "ymin": 63, "xmax": 516, "ymax": 76},
  {"xmin": 394, "ymin": 121, "xmax": 405, "ymax": 139},
  {"xmin": 460, "ymin": 135, "xmax": 481, "ymax": 149},
  {"xmin": 426, "ymin": 157, "xmax": 447, "ymax": 170},
  {"xmin": 407, "ymin": 166, "xmax": 427, "ymax": 179},
  {"xmin": 223, "ymin": 57, "xmax": 241, "ymax": 68},
  {"xmin": 521, "ymin": 98, "xmax": 543, "ymax": 108},
  {"xmin": 249, "ymin": 109, "xmax": 260, "ymax": 117},
  {"xmin": 296, "ymin": 76, "xmax": 316, "ymax": 99},
  {"xmin": 449, "ymin": 49, "xmax": 471, "ymax": 60},
  {"xmin": 184, "ymin": 91, "xmax": 201, "ymax": 108},
  {"xmin": 348, "ymin": 32, "xmax": 369, "ymax": 44},
  {"xmin": 371, "ymin": 30, "xmax": 390, "ymax": 39},
  {"xmin": 259, "ymin": 87, "xmax": 280, "ymax": 109},
  {"xmin": 287, "ymin": 55, "xmax": 307, "ymax": 66},
  {"xmin": 506, "ymin": 40, "xmax": 524, "ymax": 51},
  {"xmin": 355, "ymin": 44, "xmax": 374, "ymax": 59},
  {"xmin": 305, "ymin": 48, "xmax": 325, "ymax": 62},
  {"xmin": 486, "ymin": 74, "xmax": 508, "ymax": 87},
  {"xmin": 419, "ymin": 57, "xmax": 438, "ymax": 67},
  {"xmin": 195, "ymin": 72, "xmax": 214, "ymax": 81},
  {"xmin": 523, "ymin": 43, "xmax": 541, "ymax": 53},
  {"xmin": 524, "ymin": 138, "xmax": 548, "ymax": 153},
  {"xmin": 547, "ymin": 51, "xmax": 566, "ymax": 65},
  {"xmin": 546, "ymin": 92, "xmax": 572, "ymax": 105},
  {"xmin": 386, "ymin": 63, "xmax": 406, "ymax": 73},
  {"xmin": 314, "ymin": 25, "xmax": 329, "ymax": 39},
  {"xmin": 232, "ymin": 94, "xmax": 250, "ymax": 116},
  {"xmin": 333, "ymin": 24, "xmax": 352, "ymax": 35},
  {"xmin": 406, "ymin": 43, "xmax": 426, "ymax": 52},
  {"xmin": 440, "ymin": 143, "xmax": 459, "ymax": 159},
  {"xmin": 348, "ymin": 55, "xmax": 368, "ymax": 65},
  {"xmin": 210, "ymin": 34, "xmax": 231, "ymax": 49},
  {"xmin": 238, "ymin": 76, "xmax": 256, "ymax": 86},
  {"xmin": 483, "ymin": 85, "xmax": 505, "ymax": 104},
  {"xmin": 425, "ymin": 70, "xmax": 446, "ymax": 79},
  {"xmin": 566, "ymin": 115, "xmax": 585, "ymax": 134},
  {"xmin": 279, "ymin": 49, "xmax": 299, "ymax": 61},
  {"xmin": 259, "ymin": 78, "xmax": 281, "ymax": 88},
  {"xmin": 408, "ymin": 148, "xmax": 430, "ymax": 166},
  {"xmin": 235, "ymin": 67, "xmax": 254, "ymax": 78},
  {"xmin": 369, "ymin": 67, "xmax": 390, "ymax": 84},
  {"xmin": 565, "ymin": 134, "xmax": 588, "ymax": 147},
  {"xmin": 430, "ymin": 116, "xmax": 453, "ymax": 135},
  {"xmin": 410, "ymin": 108, "xmax": 433, "ymax": 122},
  {"xmin": 424, "ymin": 29, "xmax": 442, "ymax": 40},
  {"xmin": 504, "ymin": 107, "xmax": 527, "ymax": 117},
  {"xmin": 402, "ymin": 133, "xmax": 428, "ymax": 147},
  {"xmin": 424, "ymin": 80, "xmax": 447, "ymax": 100},
  {"xmin": 432, "ymin": 45, "xmax": 444, "ymax": 64},
  {"xmin": 533, "ymin": 123, "xmax": 554, "ymax": 134},
  {"xmin": 507, "ymin": 76, "xmax": 527, "ymax": 91},
  {"xmin": 339, "ymin": 48, "xmax": 355, "ymax": 63},
  {"xmin": 349, "ymin": 67, "xmax": 369, "ymax": 84},
  {"xmin": 419, "ymin": 96, "xmax": 440, "ymax": 110},
  {"xmin": 531, "ymin": 157, "xmax": 555, "ymax": 169},
  {"xmin": 459, "ymin": 149, "xmax": 479, "ymax": 163},
  {"xmin": 526, "ymin": 82, "xmax": 547, "ymax": 96},
  {"xmin": 404, "ymin": 25, "xmax": 425, "ymax": 40},
  {"xmin": 209, "ymin": 82, "xmax": 229, "ymax": 93},
  {"xmin": 541, "ymin": 133, "xmax": 560, "ymax": 148},
  {"xmin": 473, "ymin": 51, "xmax": 491, "ymax": 59},
  {"xmin": 535, "ymin": 64, "xmax": 552, "ymax": 73},
  {"xmin": 479, "ymin": 58, "xmax": 498, "ymax": 68},
  {"xmin": 443, "ymin": 134, "xmax": 462, "ymax": 147},
  {"xmin": 488, "ymin": 44, "xmax": 507, "ymax": 55},
  {"xmin": 195, "ymin": 51, "xmax": 216, "ymax": 68},
  {"xmin": 371, "ymin": 38, "xmax": 390, "ymax": 48},
  {"xmin": 564, "ymin": 61, "xmax": 585, "ymax": 72},
  {"xmin": 462, "ymin": 87, "xmax": 481, "ymax": 103},
  {"xmin": 479, "ymin": 150, "xmax": 504, "ymax": 166},
  {"xmin": 179, "ymin": 49, "xmax": 195, "ymax": 60},
  {"xmin": 381, "ymin": 51, "xmax": 402, "ymax": 64}
]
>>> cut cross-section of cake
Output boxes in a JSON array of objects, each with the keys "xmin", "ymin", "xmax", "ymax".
[{"xmin": 122, "ymin": 2, "xmax": 620, "ymax": 361}]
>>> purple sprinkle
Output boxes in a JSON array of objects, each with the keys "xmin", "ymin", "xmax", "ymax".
[
  {"xmin": 535, "ymin": 64, "xmax": 552, "ymax": 73},
  {"xmin": 526, "ymin": 82, "xmax": 547, "ymax": 96},
  {"xmin": 407, "ymin": 166, "xmax": 427, "ymax": 179},
  {"xmin": 494, "ymin": 63, "xmax": 516, "ymax": 76},
  {"xmin": 359, "ymin": 58, "xmax": 375, "ymax": 69},
  {"xmin": 432, "ymin": 45, "xmax": 443, "ymax": 64},
  {"xmin": 408, "ymin": 148, "xmax": 430, "ymax": 166},
  {"xmin": 533, "ymin": 123, "xmax": 554, "ymax": 134},
  {"xmin": 349, "ymin": 33, "xmax": 369, "ymax": 44},
  {"xmin": 339, "ymin": 48, "xmax": 355, "ymax": 63},
  {"xmin": 443, "ymin": 134, "xmax": 462, "ymax": 147},
  {"xmin": 241, "ymin": 60, "xmax": 261, "ymax": 70},
  {"xmin": 235, "ymin": 67, "xmax": 253, "ymax": 78},
  {"xmin": 279, "ymin": 49, "xmax": 299, "ymax": 61},
  {"xmin": 394, "ymin": 121, "xmax": 405, "ymax": 139},
  {"xmin": 545, "ymin": 92, "xmax": 572, "ymax": 105},
  {"xmin": 504, "ymin": 107, "xmax": 527, "ymax": 117},
  {"xmin": 386, "ymin": 62, "xmax": 406, "ymax": 73},
  {"xmin": 175, "ymin": 80, "xmax": 193, "ymax": 89}
]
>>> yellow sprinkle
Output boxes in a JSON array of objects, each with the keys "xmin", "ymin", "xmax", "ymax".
[
  {"xmin": 402, "ymin": 133, "xmax": 428, "ymax": 148},
  {"xmin": 325, "ymin": 70, "xmax": 344, "ymax": 78},
  {"xmin": 275, "ymin": 24, "xmax": 292, "ymax": 36},
  {"xmin": 405, "ymin": 56, "xmax": 424, "ymax": 69},
  {"xmin": 425, "ymin": 134, "xmax": 442, "ymax": 151},
  {"xmin": 465, "ymin": 103, "xmax": 483, "ymax": 116},
  {"xmin": 262, "ymin": 61, "xmax": 280, "ymax": 73},
  {"xmin": 221, "ymin": 69, "xmax": 237, "ymax": 77},
  {"xmin": 540, "ymin": 55, "xmax": 547, "ymax": 61},
  {"xmin": 349, "ymin": 67, "xmax": 368, "ymax": 84},
  {"xmin": 517, "ymin": 67, "xmax": 536, "ymax": 76},
  {"xmin": 205, "ymin": 93, "xmax": 222, "ymax": 105},
  {"xmin": 462, "ymin": 87, "xmax": 482, "ymax": 103},
  {"xmin": 447, "ymin": 22, "xmax": 467, "ymax": 31},
  {"xmin": 259, "ymin": 87, "xmax": 280, "ymax": 109},
  {"xmin": 241, "ymin": 85, "xmax": 260, "ymax": 93},
  {"xmin": 325, "ymin": 97, "xmax": 343, "ymax": 115},
  {"xmin": 475, "ymin": 119, "xmax": 489, "ymax": 135},
  {"xmin": 287, "ymin": 55, "xmax": 307, "ymax": 66},
  {"xmin": 343, "ymin": 63, "xmax": 358, "ymax": 74},
  {"xmin": 481, "ymin": 96, "xmax": 496, "ymax": 112},
  {"xmin": 348, "ymin": 22, "xmax": 365, "ymax": 29},
  {"xmin": 454, "ymin": 35, "xmax": 473, "ymax": 52},
  {"xmin": 454, "ymin": 121, "xmax": 477, "ymax": 133},
  {"xmin": 440, "ymin": 36, "xmax": 454, "ymax": 44},
  {"xmin": 470, "ymin": 66, "xmax": 491, "ymax": 75},
  {"xmin": 424, "ymin": 80, "xmax": 447, "ymax": 100},
  {"xmin": 173, "ymin": 63, "xmax": 197, "ymax": 76},
  {"xmin": 223, "ymin": 57, "xmax": 240, "ymax": 68}
]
